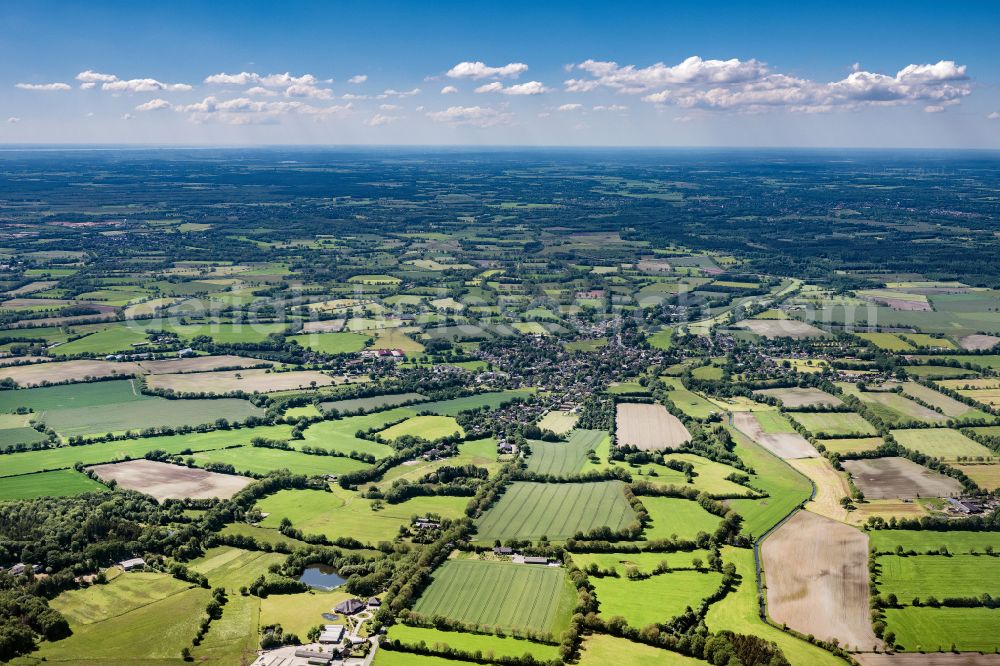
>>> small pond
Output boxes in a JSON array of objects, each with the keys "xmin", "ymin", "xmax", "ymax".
[{"xmin": 299, "ymin": 565, "xmax": 346, "ymax": 591}]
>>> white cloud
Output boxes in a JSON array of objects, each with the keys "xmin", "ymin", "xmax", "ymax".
[
  {"xmin": 924, "ymin": 105, "xmax": 946, "ymax": 113},
  {"xmin": 426, "ymin": 105, "xmax": 512, "ymax": 127},
  {"xmin": 348, "ymin": 74, "xmax": 368, "ymax": 84},
  {"xmin": 341, "ymin": 93, "xmax": 369, "ymax": 100},
  {"xmin": 440, "ymin": 85, "xmax": 459, "ymax": 95},
  {"xmin": 592, "ymin": 104, "xmax": 628, "ymax": 112},
  {"xmin": 15, "ymin": 82, "xmax": 71, "ymax": 91},
  {"xmin": 475, "ymin": 80, "xmax": 548, "ymax": 95},
  {"xmin": 102, "ymin": 78, "xmax": 192, "ymax": 93},
  {"xmin": 379, "ymin": 104, "xmax": 402, "ymax": 110},
  {"xmin": 6, "ymin": 117, "xmax": 20, "ymax": 124},
  {"xmin": 378, "ymin": 88, "xmax": 420, "ymax": 98},
  {"xmin": 121, "ymin": 113, "xmax": 133, "ymax": 120},
  {"xmin": 174, "ymin": 96, "xmax": 351, "ymax": 124},
  {"xmin": 366, "ymin": 113, "xmax": 399, "ymax": 127},
  {"xmin": 988, "ymin": 111, "xmax": 1000, "ymax": 120},
  {"xmin": 80, "ymin": 82, "xmax": 96, "ymax": 90},
  {"xmin": 204, "ymin": 72, "xmax": 259, "ymax": 85},
  {"xmin": 136, "ymin": 98, "xmax": 172, "ymax": 112},
  {"xmin": 446, "ymin": 61, "xmax": 528, "ymax": 80},
  {"xmin": 284, "ymin": 83, "xmax": 333, "ymax": 99},
  {"xmin": 77, "ymin": 70, "xmax": 117, "ymax": 83},
  {"xmin": 247, "ymin": 86, "xmax": 277, "ymax": 97},
  {"xmin": 565, "ymin": 56, "xmax": 972, "ymax": 113},
  {"xmin": 557, "ymin": 103, "xmax": 583, "ymax": 111}
]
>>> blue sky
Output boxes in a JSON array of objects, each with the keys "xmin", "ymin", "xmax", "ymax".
[{"xmin": 2, "ymin": 1, "xmax": 999, "ymax": 147}]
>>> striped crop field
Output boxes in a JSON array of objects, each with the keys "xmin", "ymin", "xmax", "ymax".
[
  {"xmin": 474, "ymin": 480, "xmax": 637, "ymax": 541},
  {"xmin": 412, "ymin": 559, "xmax": 576, "ymax": 634}
]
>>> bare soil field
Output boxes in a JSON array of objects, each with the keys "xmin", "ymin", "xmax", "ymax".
[
  {"xmin": 762, "ymin": 510, "xmax": 879, "ymax": 651},
  {"xmin": 137, "ymin": 355, "xmax": 271, "ymax": 374},
  {"xmin": 787, "ymin": 457, "xmax": 851, "ymax": 522},
  {"xmin": 4, "ymin": 280, "xmax": 58, "ymax": 297},
  {"xmin": 736, "ymin": 319, "xmax": 826, "ymax": 339},
  {"xmin": 733, "ymin": 412, "xmax": 818, "ymax": 459},
  {"xmin": 958, "ymin": 334, "xmax": 1000, "ymax": 351},
  {"xmin": 842, "ymin": 457, "xmax": 963, "ymax": 499},
  {"xmin": 301, "ymin": 319, "xmax": 346, "ymax": 333},
  {"xmin": 847, "ymin": 499, "xmax": 929, "ymax": 526},
  {"xmin": 856, "ymin": 654, "xmax": 1000, "ymax": 666},
  {"xmin": 0, "ymin": 359, "xmax": 142, "ymax": 386},
  {"xmin": 754, "ymin": 386, "xmax": 843, "ymax": 408},
  {"xmin": 88, "ymin": 459, "xmax": 253, "ymax": 500},
  {"xmin": 147, "ymin": 368, "xmax": 336, "ymax": 394},
  {"xmin": 615, "ymin": 402, "xmax": 691, "ymax": 450}
]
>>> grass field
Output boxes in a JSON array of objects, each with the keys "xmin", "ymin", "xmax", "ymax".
[
  {"xmin": 412, "ymin": 559, "xmax": 576, "ymax": 634},
  {"xmin": 856, "ymin": 332, "xmax": 914, "ymax": 351},
  {"xmin": 0, "ymin": 469, "xmax": 105, "ymax": 500},
  {"xmin": 257, "ymin": 487, "xmax": 469, "ymax": 545},
  {"xmin": 877, "ymin": 554, "xmax": 1000, "ymax": 599},
  {"xmin": 752, "ymin": 410, "xmax": 795, "ymax": 433},
  {"xmin": 218, "ymin": 522, "xmax": 307, "ymax": 549},
  {"xmin": 641, "ymin": 496, "xmax": 722, "ymax": 541},
  {"xmin": 704, "ymin": 547, "xmax": 846, "ymax": 666},
  {"xmin": 839, "ymin": 383, "xmax": 947, "ymax": 425},
  {"xmin": 300, "ymin": 408, "xmax": 417, "ymax": 458},
  {"xmin": 790, "ymin": 411, "xmax": 877, "ymax": 436},
  {"xmin": 288, "ymin": 331, "xmax": 370, "ymax": 354},
  {"xmin": 525, "ymin": 429, "xmax": 607, "ymax": 476},
  {"xmin": 898, "ymin": 381, "xmax": 990, "ymax": 420},
  {"xmin": 578, "ymin": 634, "xmax": 706, "ymax": 665},
  {"xmin": 869, "ymin": 530, "xmax": 1000, "ymax": 554},
  {"xmin": 147, "ymin": 368, "xmax": 337, "ymax": 394},
  {"xmin": 188, "ymin": 546, "xmax": 287, "ymax": 591},
  {"xmin": 884, "ymin": 607, "xmax": 1000, "ymax": 652},
  {"xmin": 0, "ymin": 424, "xmax": 293, "ymax": 478},
  {"xmin": 591, "ymin": 570, "xmax": 723, "ymax": 627},
  {"xmin": 725, "ymin": 428, "xmax": 813, "ymax": 539},
  {"xmin": 371, "ymin": 328, "xmax": 425, "ymax": 354},
  {"xmin": 537, "ymin": 410, "xmax": 579, "ymax": 435},
  {"xmin": 377, "ymin": 415, "xmax": 464, "ymax": 441},
  {"xmin": 647, "ymin": 327, "xmax": 673, "ymax": 350},
  {"xmin": 51, "ymin": 570, "xmax": 193, "ymax": 626},
  {"xmin": 662, "ymin": 377, "xmax": 720, "ymax": 418},
  {"xmin": 387, "ymin": 625, "xmax": 560, "ymax": 661},
  {"xmin": 627, "ymin": 453, "xmax": 753, "ymax": 497},
  {"xmin": 191, "ymin": 444, "xmax": 370, "ymax": 477},
  {"xmin": 572, "ymin": 550, "xmax": 712, "ymax": 574},
  {"xmin": 474, "ymin": 481, "xmax": 637, "ymax": 542},
  {"xmin": 417, "ymin": 389, "xmax": 535, "ymax": 416},
  {"xmin": 321, "ymin": 392, "xmax": 426, "ymax": 413},
  {"xmin": 954, "ymin": 463, "xmax": 1000, "ymax": 490},
  {"xmin": 890, "ymin": 428, "xmax": 994, "ymax": 461},
  {"xmin": 818, "ymin": 436, "xmax": 884, "ymax": 455},
  {"xmin": 49, "ymin": 325, "xmax": 150, "ymax": 356},
  {"xmin": 259, "ymin": 589, "xmax": 354, "ymax": 641}
]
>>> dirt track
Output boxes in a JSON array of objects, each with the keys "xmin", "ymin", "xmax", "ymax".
[
  {"xmin": 762, "ymin": 510, "xmax": 880, "ymax": 651},
  {"xmin": 88, "ymin": 459, "xmax": 253, "ymax": 501},
  {"xmin": 615, "ymin": 402, "xmax": 690, "ymax": 450},
  {"xmin": 733, "ymin": 412, "xmax": 818, "ymax": 459}
]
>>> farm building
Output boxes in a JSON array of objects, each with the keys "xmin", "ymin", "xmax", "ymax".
[
  {"xmin": 333, "ymin": 598, "xmax": 365, "ymax": 615},
  {"xmin": 118, "ymin": 557, "xmax": 145, "ymax": 571},
  {"xmin": 493, "ymin": 546, "xmax": 514, "ymax": 556},
  {"xmin": 318, "ymin": 624, "xmax": 344, "ymax": 644},
  {"xmin": 292, "ymin": 649, "xmax": 333, "ymax": 665},
  {"xmin": 367, "ymin": 597, "xmax": 381, "ymax": 608}
]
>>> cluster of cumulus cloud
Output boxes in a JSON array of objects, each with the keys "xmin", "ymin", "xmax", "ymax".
[{"xmin": 12, "ymin": 56, "xmax": 993, "ymax": 127}]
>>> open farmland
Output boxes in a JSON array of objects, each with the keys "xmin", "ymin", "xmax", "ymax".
[
  {"xmin": 320, "ymin": 391, "xmax": 426, "ymax": 413},
  {"xmin": 377, "ymin": 414, "xmax": 463, "ymax": 441},
  {"xmin": 146, "ymin": 368, "xmax": 338, "ymax": 394},
  {"xmin": 416, "ymin": 389, "xmax": 535, "ymax": 416},
  {"xmin": 411, "ymin": 559, "xmax": 575, "ymax": 635},
  {"xmin": 818, "ymin": 436, "xmax": 884, "ymax": 455},
  {"xmin": 287, "ymin": 331, "xmax": 370, "ymax": 354},
  {"xmin": 387, "ymin": 625, "xmax": 560, "ymax": 662},
  {"xmin": 869, "ymin": 530, "xmax": 1000, "ymax": 554},
  {"xmin": 662, "ymin": 377, "xmax": 720, "ymax": 418},
  {"xmin": 732, "ymin": 411, "xmax": 818, "ymax": 458},
  {"xmin": 754, "ymin": 386, "xmax": 843, "ymax": 407},
  {"xmin": 884, "ymin": 607, "xmax": 1000, "ymax": 652},
  {"xmin": 786, "ymin": 457, "xmax": 852, "ymax": 522},
  {"xmin": 840, "ymin": 383, "xmax": 948, "ymax": 425},
  {"xmin": 615, "ymin": 402, "xmax": 690, "ymax": 450},
  {"xmin": 0, "ymin": 469, "xmax": 106, "ymax": 500},
  {"xmin": 88, "ymin": 459, "xmax": 254, "ymax": 500},
  {"xmin": 891, "ymin": 428, "xmax": 994, "ymax": 461},
  {"xmin": 0, "ymin": 359, "xmax": 141, "ymax": 386},
  {"xmin": 898, "ymin": 381, "xmax": 990, "ymax": 420},
  {"xmin": 789, "ymin": 411, "xmax": 877, "ymax": 436},
  {"xmin": 474, "ymin": 481, "xmax": 637, "ymax": 541},
  {"xmin": 877, "ymin": 553, "xmax": 1000, "ymax": 599},
  {"xmin": 537, "ymin": 409, "xmax": 579, "ymax": 434},
  {"xmin": 842, "ymin": 457, "xmax": 963, "ymax": 499},
  {"xmin": 191, "ymin": 445, "xmax": 369, "ymax": 477},
  {"xmin": 761, "ymin": 510, "xmax": 878, "ymax": 651},
  {"xmin": 736, "ymin": 318, "xmax": 826, "ymax": 339},
  {"xmin": 641, "ymin": 496, "xmax": 723, "ymax": 540},
  {"xmin": 525, "ymin": 429, "xmax": 607, "ymax": 475},
  {"xmin": 590, "ymin": 569, "xmax": 724, "ymax": 627}
]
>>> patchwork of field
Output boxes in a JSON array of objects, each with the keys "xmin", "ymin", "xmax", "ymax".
[
  {"xmin": 736, "ymin": 318, "xmax": 826, "ymax": 339},
  {"xmin": 890, "ymin": 428, "xmax": 994, "ymax": 461},
  {"xmin": 377, "ymin": 414, "xmax": 463, "ymax": 441},
  {"xmin": 320, "ymin": 391, "xmax": 427, "ymax": 413},
  {"xmin": 188, "ymin": 545, "xmax": 287, "ymax": 590},
  {"xmin": 897, "ymin": 381, "xmax": 991, "ymax": 420},
  {"xmin": 662, "ymin": 377, "xmax": 720, "ymax": 418},
  {"xmin": 789, "ymin": 411, "xmax": 877, "ymax": 436},
  {"xmin": 387, "ymin": 625, "xmax": 560, "ymax": 661},
  {"xmin": 842, "ymin": 457, "xmax": 963, "ymax": 499},
  {"xmin": 525, "ymin": 429, "xmax": 607, "ymax": 476},
  {"xmin": 411, "ymin": 559, "xmax": 575, "ymax": 634},
  {"xmin": 630, "ymin": 452, "xmax": 754, "ymax": 497},
  {"xmin": 954, "ymin": 463, "xmax": 1000, "ymax": 489},
  {"xmin": 257, "ymin": 487, "xmax": 469, "ymax": 545},
  {"xmin": 537, "ymin": 409, "xmax": 579, "ymax": 435},
  {"xmin": 0, "ymin": 359, "xmax": 141, "ymax": 386},
  {"xmin": 191, "ymin": 444, "xmax": 369, "ymax": 477},
  {"xmin": 88, "ymin": 459, "xmax": 254, "ymax": 500},
  {"xmin": 146, "ymin": 368, "xmax": 337, "ymax": 393},
  {"xmin": 474, "ymin": 481, "xmax": 637, "ymax": 542},
  {"xmin": 299, "ymin": 410, "xmax": 407, "ymax": 458},
  {"xmin": 615, "ymin": 402, "xmax": 691, "ymax": 450},
  {"xmin": 287, "ymin": 331, "xmax": 371, "ymax": 354},
  {"xmin": 0, "ymin": 469, "xmax": 106, "ymax": 500},
  {"xmin": 818, "ymin": 436, "xmax": 884, "ymax": 455},
  {"xmin": 591, "ymin": 569, "xmax": 724, "ymax": 627},
  {"xmin": 877, "ymin": 553, "xmax": 1000, "ymax": 599},
  {"xmin": 732, "ymin": 411, "xmax": 818, "ymax": 459},
  {"xmin": 755, "ymin": 386, "xmax": 843, "ymax": 407},
  {"xmin": 761, "ymin": 510, "xmax": 879, "ymax": 651},
  {"xmin": 839, "ymin": 383, "xmax": 947, "ymax": 425},
  {"xmin": 857, "ymin": 332, "xmax": 915, "ymax": 351},
  {"xmin": 641, "ymin": 496, "xmax": 723, "ymax": 540}
]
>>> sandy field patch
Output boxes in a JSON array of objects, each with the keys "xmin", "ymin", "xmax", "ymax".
[
  {"xmin": 958, "ymin": 334, "xmax": 1000, "ymax": 352},
  {"xmin": 762, "ymin": 510, "xmax": 879, "ymax": 651},
  {"xmin": 301, "ymin": 319, "xmax": 346, "ymax": 333},
  {"xmin": 615, "ymin": 402, "xmax": 691, "ymax": 450},
  {"xmin": 736, "ymin": 319, "xmax": 826, "ymax": 339},
  {"xmin": 842, "ymin": 457, "xmax": 963, "ymax": 499},
  {"xmin": 137, "ymin": 355, "xmax": 271, "ymax": 375},
  {"xmin": 733, "ymin": 412, "xmax": 818, "ymax": 459},
  {"xmin": 88, "ymin": 459, "xmax": 253, "ymax": 500},
  {"xmin": 856, "ymin": 654, "xmax": 1000, "ymax": 666},
  {"xmin": 0, "ymin": 359, "xmax": 142, "ymax": 386},
  {"xmin": 754, "ymin": 386, "xmax": 843, "ymax": 408},
  {"xmin": 147, "ymin": 368, "xmax": 336, "ymax": 394},
  {"xmin": 787, "ymin": 457, "xmax": 851, "ymax": 522}
]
